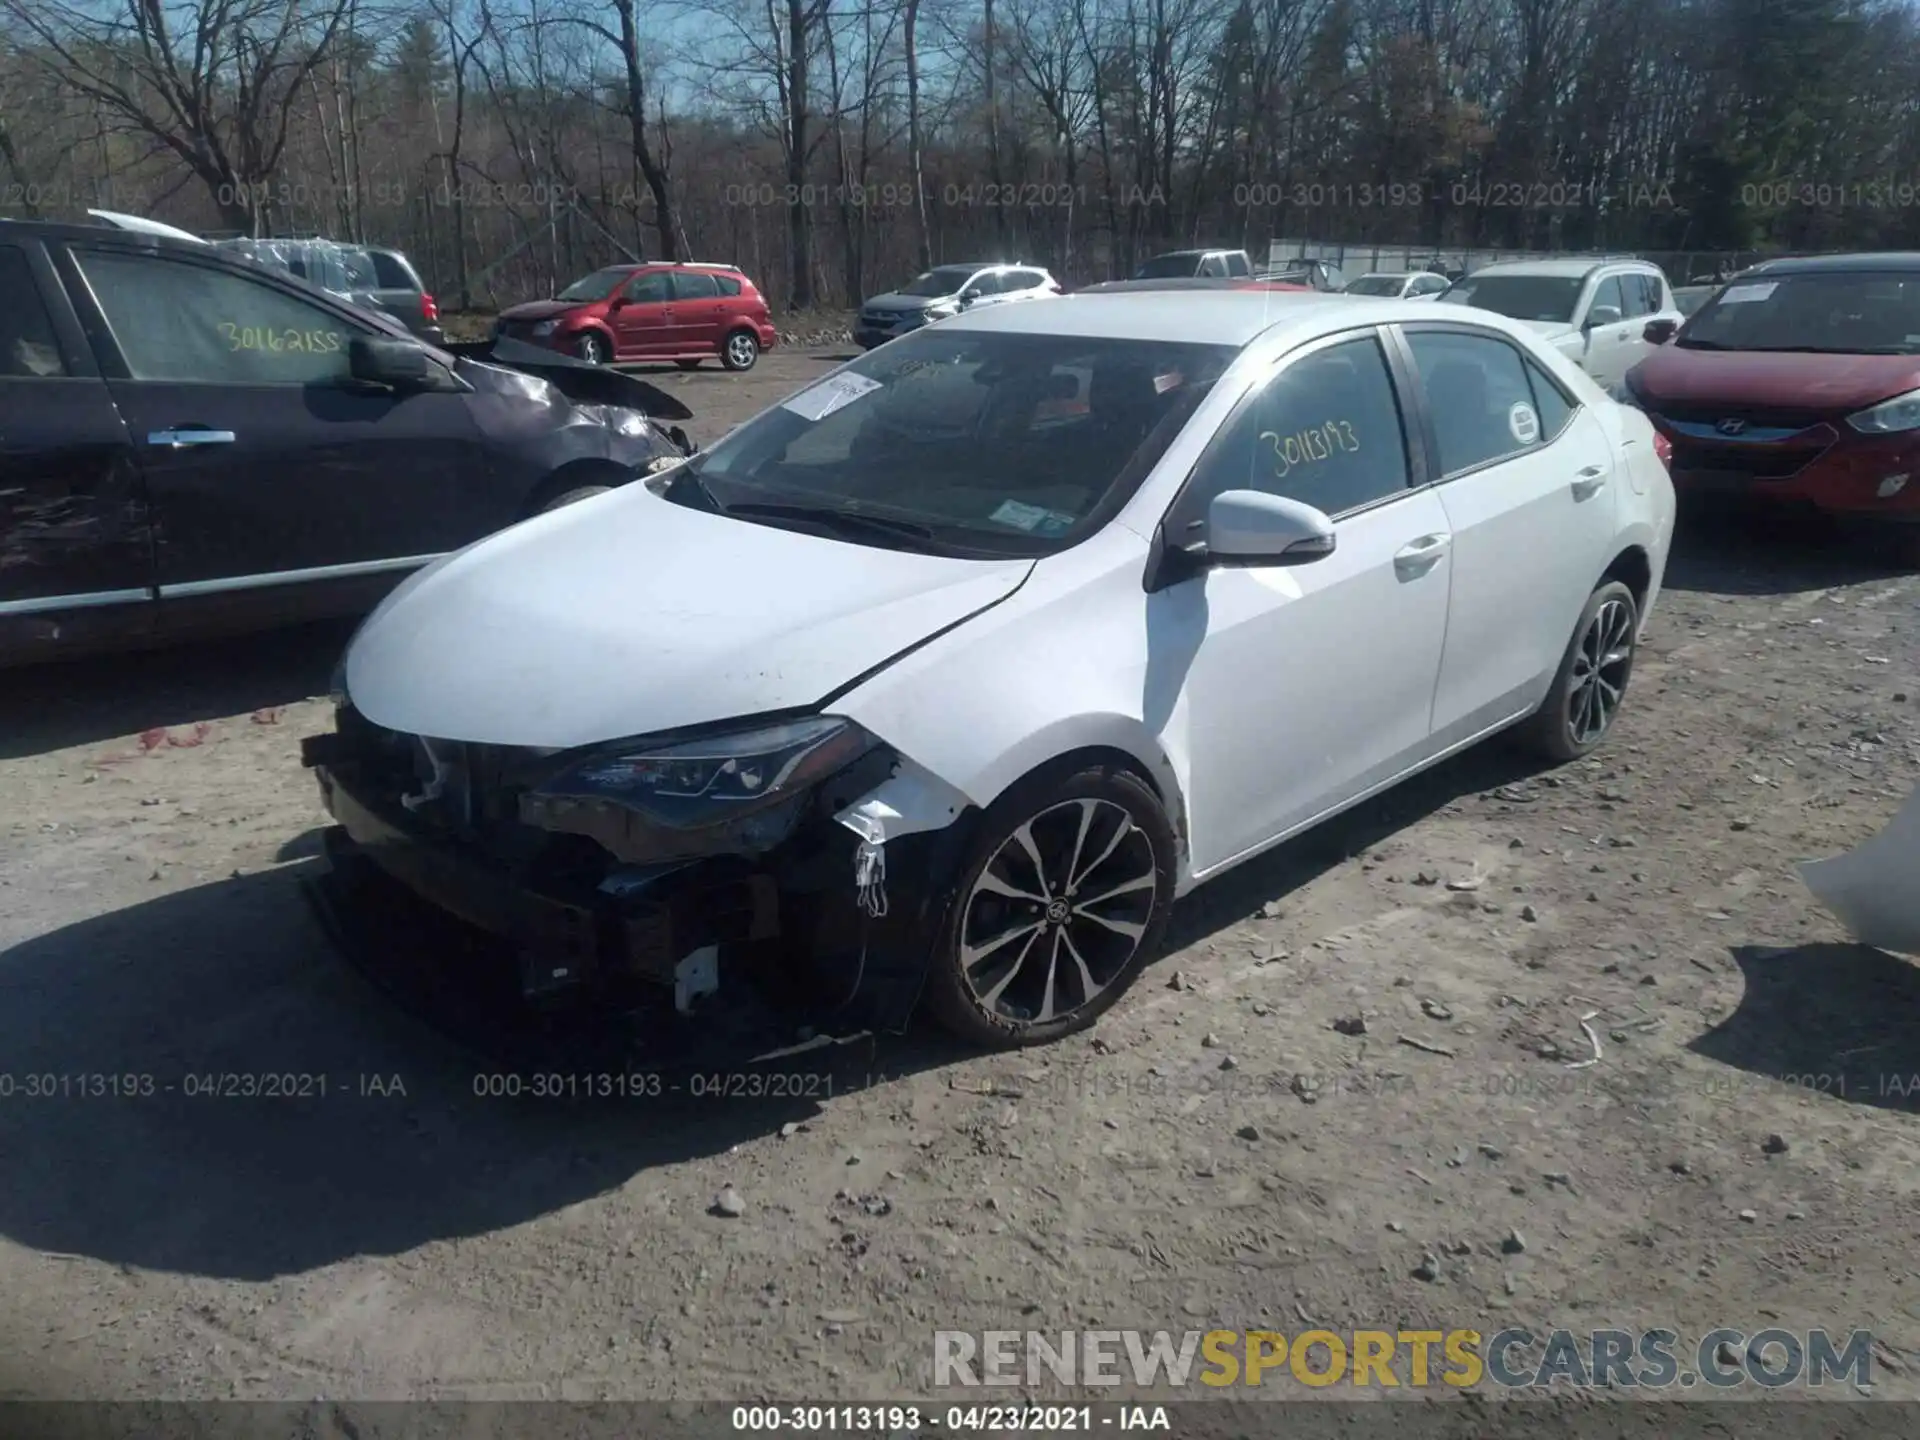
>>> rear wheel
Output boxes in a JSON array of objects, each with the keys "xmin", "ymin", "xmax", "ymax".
[
  {"xmin": 723, "ymin": 330, "xmax": 761, "ymax": 372},
  {"xmin": 574, "ymin": 332, "xmax": 609, "ymax": 365},
  {"xmin": 1515, "ymin": 580, "xmax": 1639, "ymax": 762},
  {"xmin": 922, "ymin": 764, "xmax": 1175, "ymax": 1049}
]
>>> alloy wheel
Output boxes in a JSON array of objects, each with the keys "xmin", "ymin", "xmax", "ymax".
[
  {"xmin": 1567, "ymin": 597, "xmax": 1634, "ymax": 745},
  {"xmin": 958, "ymin": 798, "xmax": 1159, "ymax": 1026},
  {"xmin": 577, "ymin": 334, "xmax": 606, "ymax": 365},
  {"xmin": 726, "ymin": 332, "xmax": 758, "ymax": 369}
]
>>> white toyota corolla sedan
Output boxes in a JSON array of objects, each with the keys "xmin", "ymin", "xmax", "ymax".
[{"xmin": 305, "ymin": 290, "xmax": 1675, "ymax": 1053}]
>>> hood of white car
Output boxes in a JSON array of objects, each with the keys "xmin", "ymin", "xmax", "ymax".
[{"xmin": 343, "ymin": 486, "xmax": 1033, "ymax": 749}]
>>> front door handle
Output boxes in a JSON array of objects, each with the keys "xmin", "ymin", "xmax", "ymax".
[
  {"xmin": 148, "ymin": 428, "xmax": 236, "ymax": 448},
  {"xmin": 1571, "ymin": 465, "xmax": 1609, "ymax": 500},
  {"xmin": 1394, "ymin": 533, "xmax": 1451, "ymax": 577}
]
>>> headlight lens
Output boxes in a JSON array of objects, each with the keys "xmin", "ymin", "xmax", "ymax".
[
  {"xmin": 526, "ymin": 716, "xmax": 875, "ymax": 829},
  {"xmin": 531, "ymin": 319, "xmax": 559, "ymax": 337},
  {"xmin": 1847, "ymin": 388, "xmax": 1920, "ymax": 435}
]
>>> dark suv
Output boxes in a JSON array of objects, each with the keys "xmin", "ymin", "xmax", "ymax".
[
  {"xmin": 495, "ymin": 262, "xmax": 778, "ymax": 370},
  {"xmin": 0, "ymin": 219, "xmax": 692, "ymax": 666}
]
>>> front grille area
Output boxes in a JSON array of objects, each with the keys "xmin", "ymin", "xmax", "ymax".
[
  {"xmin": 1652, "ymin": 401, "xmax": 1839, "ymax": 430},
  {"xmin": 1669, "ymin": 439, "xmax": 1830, "ymax": 480}
]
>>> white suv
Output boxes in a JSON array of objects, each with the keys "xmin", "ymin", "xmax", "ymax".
[{"xmin": 1437, "ymin": 258, "xmax": 1683, "ymax": 389}]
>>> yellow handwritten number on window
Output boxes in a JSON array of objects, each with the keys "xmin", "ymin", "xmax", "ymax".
[{"xmin": 1259, "ymin": 419, "xmax": 1359, "ymax": 480}]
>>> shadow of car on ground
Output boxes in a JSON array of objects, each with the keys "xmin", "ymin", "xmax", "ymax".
[
  {"xmin": 1663, "ymin": 499, "xmax": 1911, "ymax": 599},
  {"xmin": 0, "ymin": 712, "xmax": 1553, "ymax": 1281},
  {"xmin": 1690, "ymin": 943, "xmax": 1920, "ymax": 1116}
]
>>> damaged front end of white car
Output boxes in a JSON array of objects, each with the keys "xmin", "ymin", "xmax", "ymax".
[{"xmin": 301, "ymin": 709, "xmax": 986, "ymax": 1061}]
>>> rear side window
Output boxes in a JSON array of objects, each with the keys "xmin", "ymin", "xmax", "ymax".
[
  {"xmin": 370, "ymin": 251, "xmax": 416, "ymax": 289},
  {"xmin": 74, "ymin": 250, "xmax": 356, "ymax": 385},
  {"xmin": 673, "ymin": 271, "xmax": 720, "ymax": 300},
  {"xmin": 623, "ymin": 271, "xmax": 672, "ymax": 303},
  {"xmin": 715, "ymin": 274, "xmax": 743, "ymax": 296},
  {"xmin": 0, "ymin": 246, "xmax": 69, "ymax": 378},
  {"xmin": 1524, "ymin": 358, "xmax": 1577, "ymax": 442},
  {"xmin": 1406, "ymin": 330, "xmax": 1543, "ymax": 477}
]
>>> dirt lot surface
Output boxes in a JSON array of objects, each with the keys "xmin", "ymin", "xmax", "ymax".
[{"xmin": 2, "ymin": 346, "xmax": 1917, "ymax": 1404}]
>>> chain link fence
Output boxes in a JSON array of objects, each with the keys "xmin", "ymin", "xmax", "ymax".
[{"xmin": 1267, "ymin": 239, "xmax": 1781, "ymax": 283}]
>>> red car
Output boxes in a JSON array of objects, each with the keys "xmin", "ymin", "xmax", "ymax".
[
  {"xmin": 494, "ymin": 262, "xmax": 778, "ymax": 371},
  {"xmin": 1623, "ymin": 253, "xmax": 1920, "ymax": 563}
]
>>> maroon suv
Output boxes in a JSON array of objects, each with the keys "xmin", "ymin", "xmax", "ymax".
[
  {"xmin": 1623, "ymin": 253, "xmax": 1920, "ymax": 563},
  {"xmin": 495, "ymin": 262, "xmax": 778, "ymax": 371}
]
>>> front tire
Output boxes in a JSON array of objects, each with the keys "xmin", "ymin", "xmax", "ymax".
[
  {"xmin": 922, "ymin": 764, "xmax": 1176, "ymax": 1049},
  {"xmin": 574, "ymin": 332, "xmax": 609, "ymax": 365},
  {"xmin": 1516, "ymin": 579, "xmax": 1639, "ymax": 762},
  {"xmin": 722, "ymin": 330, "xmax": 761, "ymax": 371},
  {"xmin": 537, "ymin": 484, "xmax": 612, "ymax": 513}
]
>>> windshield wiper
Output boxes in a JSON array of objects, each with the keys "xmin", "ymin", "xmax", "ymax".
[{"xmin": 723, "ymin": 500, "xmax": 942, "ymax": 544}]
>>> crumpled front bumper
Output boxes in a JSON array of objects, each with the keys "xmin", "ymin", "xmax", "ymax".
[{"xmin": 300, "ymin": 725, "xmax": 978, "ymax": 1065}]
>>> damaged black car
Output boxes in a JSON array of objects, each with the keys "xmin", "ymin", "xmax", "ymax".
[{"xmin": 0, "ymin": 219, "xmax": 694, "ymax": 666}]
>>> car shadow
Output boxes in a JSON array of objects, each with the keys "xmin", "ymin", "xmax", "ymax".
[
  {"xmin": 1663, "ymin": 500, "xmax": 1910, "ymax": 597},
  {"xmin": 1688, "ymin": 943, "xmax": 1920, "ymax": 1115},
  {"xmin": 0, "ymin": 861, "xmax": 926, "ymax": 1281},
  {"xmin": 1162, "ymin": 738, "xmax": 1546, "ymax": 952},
  {"xmin": 0, "ymin": 622, "xmax": 354, "ymax": 763}
]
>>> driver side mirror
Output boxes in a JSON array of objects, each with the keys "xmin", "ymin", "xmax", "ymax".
[
  {"xmin": 1585, "ymin": 304, "xmax": 1623, "ymax": 329},
  {"xmin": 1204, "ymin": 490, "xmax": 1336, "ymax": 566},
  {"xmin": 349, "ymin": 335, "xmax": 430, "ymax": 388},
  {"xmin": 1642, "ymin": 317, "xmax": 1678, "ymax": 345}
]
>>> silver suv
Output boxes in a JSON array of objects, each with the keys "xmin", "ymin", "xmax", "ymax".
[{"xmin": 855, "ymin": 263, "xmax": 1061, "ymax": 349}]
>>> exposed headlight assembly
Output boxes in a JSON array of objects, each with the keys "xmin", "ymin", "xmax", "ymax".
[
  {"xmin": 519, "ymin": 717, "xmax": 879, "ymax": 862},
  {"xmin": 1847, "ymin": 389, "xmax": 1920, "ymax": 435},
  {"xmin": 531, "ymin": 319, "xmax": 559, "ymax": 337}
]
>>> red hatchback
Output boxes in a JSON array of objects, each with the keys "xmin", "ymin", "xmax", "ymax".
[
  {"xmin": 1623, "ymin": 253, "xmax": 1920, "ymax": 562},
  {"xmin": 495, "ymin": 262, "xmax": 779, "ymax": 371}
]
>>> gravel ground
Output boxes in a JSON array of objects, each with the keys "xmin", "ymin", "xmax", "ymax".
[{"xmin": 1, "ymin": 347, "xmax": 1917, "ymax": 1403}]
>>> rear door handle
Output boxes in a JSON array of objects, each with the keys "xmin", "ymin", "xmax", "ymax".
[
  {"xmin": 148, "ymin": 428, "xmax": 236, "ymax": 448},
  {"xmin": 1571, "ymin": 465, "xmax": 1609, "ymax": 500},
  {"xmin": 1394, "ymin": 533, "xmax": 1451, "ymax": 577}
]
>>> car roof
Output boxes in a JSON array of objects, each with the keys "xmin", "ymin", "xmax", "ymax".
[
  {"xmin": 1466, "ymin": 257, "xmax": 1653, "ymax": 278},
  {"xmin": 941, "ymin": 289, "xmax": 1398, "ymax": 345},
  {"xmin": 1740, "ymin": 252, "xmax": 1920, "ymax": 275},
  {"xmin": 0, "ymin": 215, "xmax": 214, "ymax": 255}
]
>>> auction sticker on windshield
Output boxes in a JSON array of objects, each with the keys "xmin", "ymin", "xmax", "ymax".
[
  {"xmin": 1719, "ymin": 282, "xmax": 1778, "ymax": 304},
  {"xmin": 989, "ymin": 499, "xmax": 1074, "ymax": 533},
  {"xmin": 783, "ymin": 371, "xmax": 883, "ymax": 421}
]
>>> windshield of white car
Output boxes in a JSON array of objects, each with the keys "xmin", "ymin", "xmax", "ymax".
[
  {"xmin": 557, "ymin": 268, "xmax": 630, "ymax": 301},
  {"xmin": 1678, "ymin": 272, "xmax": 1920, "ymax": 355},
  {"xmin": 900, "ymin": 267, "xmax": 979, "ymax": 297},
  {"xmin": 1346, "ymin": 276, "xmax": 1404, "ymax": 296},
  {"xmin": 674, "ymin": 330, "xmax": 1241, "ymax": 556},
  {"xmin": 1438, "ymin": 275, "xmax": 1583, "ymax": 323}
]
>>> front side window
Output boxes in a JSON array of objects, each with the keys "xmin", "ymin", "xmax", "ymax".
[
  {"xmin": 74, "ymin": 250, "xmax": 356, "ymax": 385},
  {"xmin": 1225, "ymin": 253, "xmax": 1252, "ymax": 277},
  {"xmin": 1679, "ymin": 271, "xmax": 1920, "ymax": 355},
  {"xmin": 1178, "ymin": 334, "xmax": 1411, "ymax": 527},
  {"xmin": 0, "ymin": 246, "xmax": 69, "ymax": 378},
  {"xmin": 676, "ymin": 330, "xmax": 1240, "ymax": 555},
  {"xmin": 967, "ymin": 271, "xmax": 1008, "ymax": 297},
  {"xmin": 1136, "ymin": 254, "xmax": 1201, "ymax": 279},
  {"xmin": 1588, "ymin": 275, "xmax": 1627, "ymax": 321},
  {"xmin": 1406, "ymin": 330, "xmax": 1546, "ymax": 477},
  {"xmin": 1439, "ymin": 274, "xmax": 1583, "ymax": 324}
]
